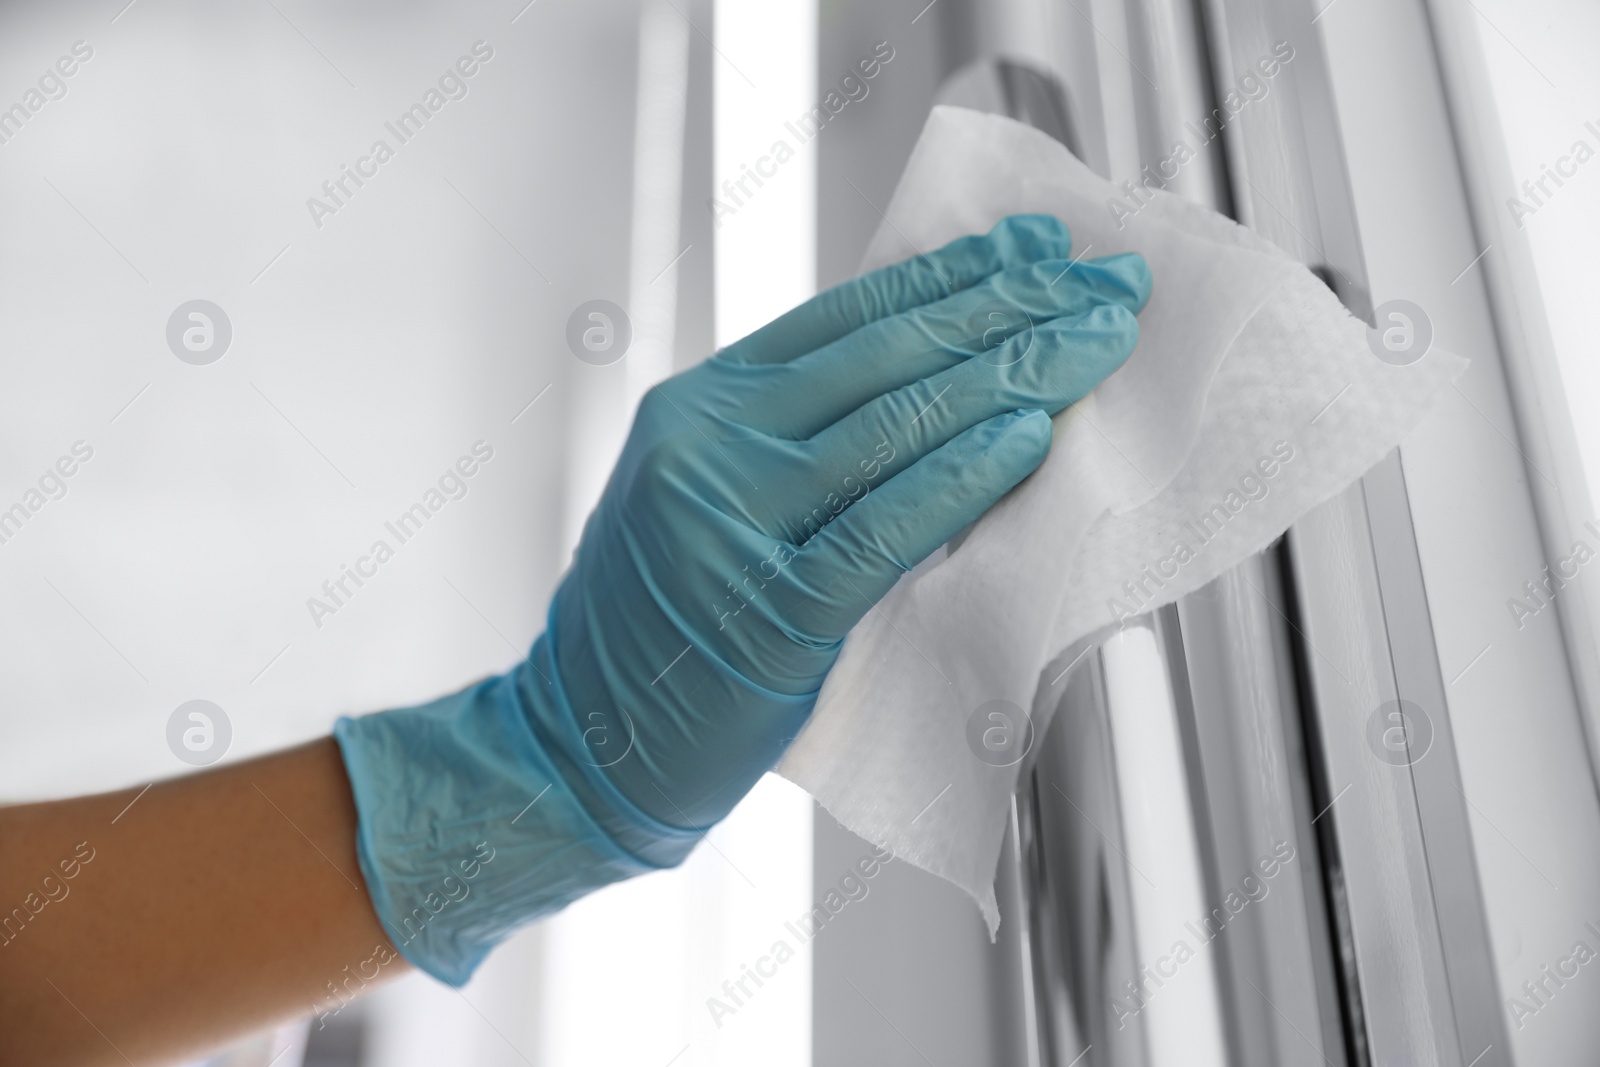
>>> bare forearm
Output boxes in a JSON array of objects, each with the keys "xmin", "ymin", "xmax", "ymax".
[{"xmin": 0, "ymin": 738, "xmax": 407, "ymax": 1067}]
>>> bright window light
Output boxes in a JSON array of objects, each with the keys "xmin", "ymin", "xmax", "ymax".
[
  {"xmin": 713, "ymin": 0, "xmax": 817, "ymax": 347},
  {"xmin": 1471, "ymin": 1, "xmax": 1600, "ymax": 530},
  {"xmin": 540, "ymin": 2, "xmax": 817, "ymax": 1064},
  {"xmin": 1102, "ymin": 623, "xmax": 1228, "ymax": 1067}
]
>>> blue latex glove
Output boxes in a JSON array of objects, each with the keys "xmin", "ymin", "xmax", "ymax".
[{"xmin": 335, "ymin": 214, "xmax": 1151, "ymax": 985}]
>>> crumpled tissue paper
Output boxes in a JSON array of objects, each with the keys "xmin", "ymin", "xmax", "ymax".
[{"xmin": 777, "ymin": 106, "xmax": 1466, "ymax": 932}]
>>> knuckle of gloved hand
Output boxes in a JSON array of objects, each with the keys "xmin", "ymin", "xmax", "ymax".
[
  {"xmin": 634, "ymin": 382, "xmax": 680, "ymax": 428},
  {"xmin": 790, "ymin": 485, "xmax": 847, "ymax": 545},
  {"xmin": 1019, "ymin": 319, "xmax": 1114, "ymax": 395},
  {"xmin": 1051, "ymin": 257, "xmax": 1150, "ymax": 312},
  {"xmin": 1085, "ymin": 309, "xmax": 1140, "ymax": 373},
  {"xmin": 995, "ymin": 213, "xmax": 1070, "ymax": 256},
  {"xmin": 1064, "ymin": 299, "xmax": 1135, "ymax": 337},
  {"xmin": 1044, "ymin": 313, "xmax": 1132, "ymax": 379},
  {"xmin": 913, "ymin": 307, "xmax": 965, "ymax": 353},
  {"xmin": 1096, "ymin": 300, "xmax": 1140, "ymax": 342},
  {"xmin": 621, "ymin": 434, "xmax": 691, "ymax": 509}
]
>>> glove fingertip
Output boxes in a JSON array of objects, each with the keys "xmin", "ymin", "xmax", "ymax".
[
  {"xmin": 988, "ymin": 407, "xmax": 1053, "ymax": 475},
  {"xmin": 1093, "ymin": 251, "xmax": 1154, "ymax": 312},
  {"xmin": 1090, "ymin": 298, "xmax": 1141, "ymax": 337}
]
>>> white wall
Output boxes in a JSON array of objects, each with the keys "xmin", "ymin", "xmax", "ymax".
[{"xmin": 0, "ymin": 0, "xmax": 630, "ymax": 798}]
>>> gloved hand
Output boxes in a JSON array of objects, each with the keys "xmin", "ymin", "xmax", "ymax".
[{"xmin": 335, "ymin": 214, "xmax": 1151, "ymax": 985}]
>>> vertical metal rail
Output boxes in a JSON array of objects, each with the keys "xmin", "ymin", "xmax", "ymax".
[
  {"xmin": 936, "ymin": 1, "xmax": 1511, "ymax": 1060},
  {"xmin": 1022, "ymin": 654, "xmax": 1152, "ymax": 1067},
  {"xmin": 938, "ymin": 59, "xmax": 1183, "ymax": 1067},
  {"xmin": 1163, "ymin": 570, "xmax": 1349, "ymax": 1067},
  {"xmin": 1120, "ymin": 2, "xmax": 1352, "ymax": 1063},
  {"xmin": 944, "ymin": 30, "xmax": 1348, "ymax": 1064},
  {"xmin": 1199, "ymin": 0, "xmax": 1511, "ymax": 1063}
]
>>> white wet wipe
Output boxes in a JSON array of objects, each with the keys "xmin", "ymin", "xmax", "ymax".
[{"xmin": 778, "ymin": 106, "xmax": 1466, "ymax": 932}]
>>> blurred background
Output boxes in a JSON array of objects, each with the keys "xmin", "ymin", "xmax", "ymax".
[
  {"xmin": 3, "ymin": 0, "xmax": 1599, "ymax": 1065},
  {"xmin": 0, "ymin": 1, "xmax": 1021, "ymax": 1064}
]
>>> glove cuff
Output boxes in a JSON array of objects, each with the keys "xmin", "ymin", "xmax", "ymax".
[{"xmin": 334, "ymin": 635, "xmax": 701, "ymax": 987}]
